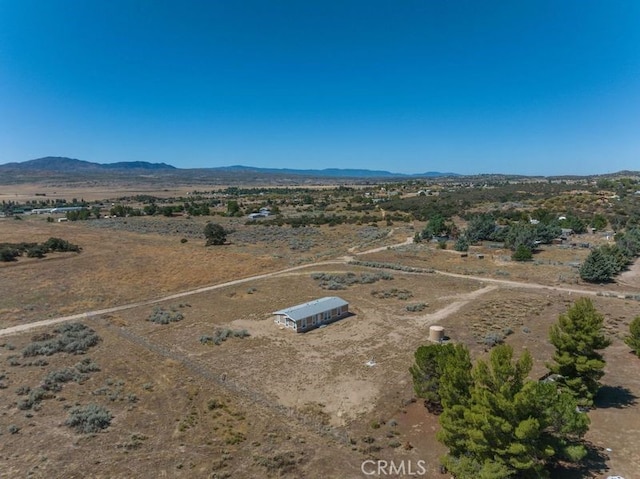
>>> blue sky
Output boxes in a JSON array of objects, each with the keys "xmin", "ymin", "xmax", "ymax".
[{"xmin": 1, "ymin": 1, "xmax": 639, "ymax": 175}]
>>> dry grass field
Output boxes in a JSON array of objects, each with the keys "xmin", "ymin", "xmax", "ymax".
[{"xmin": 2, "ymin": 187, "xmax": 640, "ymax": 478}]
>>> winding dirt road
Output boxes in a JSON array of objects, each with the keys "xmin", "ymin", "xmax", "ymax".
[{"xmin": 0, "ymin": 237, "xmax": 634, "ymax": 337}]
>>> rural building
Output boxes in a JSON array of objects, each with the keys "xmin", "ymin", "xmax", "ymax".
[
  {"xmin": 273, "ymin": 296, "xmax": 349, "ymax": 332},
  {"xmin": 30, "ymin": 208, "xmax": 53, "ymax": 214},
  {"xmin": 247, "ymin": 207, "xmax": 271, "ymax": 220},
  {"xmin": 50, "ymin": 206, "xmax": 86, "ymax": 214}
]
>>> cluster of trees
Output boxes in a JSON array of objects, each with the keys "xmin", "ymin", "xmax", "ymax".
[
  {"xmin": 450, "ymin": 213, "xmax": 564, "ymax": 260},
  {"xmin": 420, "ymin": 213, "xmax": 456, "ymax": 239},
  {"xmin": 65, "ymin": 207, "xmax": 101, "ymax": 221},
  {"xmin": 411, "ymin": 298, "xmax": 610, "ymax": 478},
  {"xmin": 255, "ymin": 212, "xmax": 397, "ymax": 228},
  {"xmin": 580, "ymin": 226, "xmax": 640, "ymax": 282},
  {"xmin": 110, "ymin": 204, "xmax": 142, "ymax": 217},
  {"xmin": 108, "ymin": 201, "xmax": 213, "ymax": 218},
  {"xmin": 0, "ymin": 237, "xmax": 81, "ymax": 261},
  {"xmin": 379, "ymin": 182, "xmax": 614, "ymax": 223}
]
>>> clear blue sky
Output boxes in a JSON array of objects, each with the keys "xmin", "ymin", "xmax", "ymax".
[{"xmin": 1, "ymin": 1, "xmax": 639, "ymax": 175}]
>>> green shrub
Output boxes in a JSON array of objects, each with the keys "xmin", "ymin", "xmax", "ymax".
[
  {"xmin": 311, "ymin": 271, "xmax": 393, "ymax": 289},
  {"xmin": 483, "ymin": 332, "xmax": 505, "ymax": 347},
  {"xmin": 512, "ymin": 244, "xmax": 533, "ymax": 261},
  {"xmin": 147, "ymin": 306, "xmax": 184, "ymax": 324},
  {"xmin": 43, "ymin": 237, "xmax": 80, "ymax": 252},
  {"xmin": 65, "ymin": 404, "xmax": 112, "ymax": 433},
  {"xmin": 17, "ymin": 387, "xmax": 48, "ymax": 410},
  {"xmin": 207, "ymin": 399, "xmax": 224, "ymax": 410},
  {"xmin": 200, "ymin": 329, "xmax": 250, "ymax": 346},
  {"xmin": 406, "ymin": 303, "xmax": 427, "ymax": 312},
  {"xmin": 371, "ymin": 288, "xmax": 413, "ymax": 300},
  {"xmin": 75, "ymin": 358, "xmax": 100, "ymax": 373},
  {"xmin": 26, "ymin": 246, "xmax": 47, "ymax": 258},
  {"xmin": 41, "ymin": 367, "xmax": 86, "ymax": 392},
  {"xmin": 0, "ymin": 247, "xmax": 19, "ymax": 262},
  {"xmin": 454, "ymin": 237, "xmax": 469, "ymax": 252},
  {"xmin": 22, "ymin": 323, "xmax": 100, "ymax": 357}
]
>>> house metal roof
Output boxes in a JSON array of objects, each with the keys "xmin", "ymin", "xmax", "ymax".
[{"xmin": 273, "ymin": 297, "xmax": 348, "ymax": 321}]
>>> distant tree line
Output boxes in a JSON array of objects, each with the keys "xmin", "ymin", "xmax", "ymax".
[{"xmin": 250, "ymin": 212, "xmax": 402, "ymax": 228}]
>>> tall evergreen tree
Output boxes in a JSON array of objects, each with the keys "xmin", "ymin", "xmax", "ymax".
[
  {"xmin": 439, "ymin": 345, "xmax": 589, "ymax": 478},
  {"xmin": 548, "ymin": 298, "xmax": 611, "ymax": 407},
  {"xmin": 579, "ymin": 248, "xmax": 618, "ymax": 283},
  {"xmin": 624, "ymin": 316, "xmax": 640, "ymax": 357},
  {"xmin": 410, "ymin": 343, "xmax": 472, "ymax": 414}
]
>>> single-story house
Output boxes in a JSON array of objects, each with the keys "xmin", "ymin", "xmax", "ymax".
[
  {"xmin": 247, "ymin": 208, "xmax": 271, "ymax": 220},
  {"xmin": 273, "ymin": 296, "xmax": 349, "ymax": 333}
]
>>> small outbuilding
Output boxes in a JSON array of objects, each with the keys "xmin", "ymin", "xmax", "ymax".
[{"xmin": 273, "ymin": 296, "xmax": 349, "ymax": 333}]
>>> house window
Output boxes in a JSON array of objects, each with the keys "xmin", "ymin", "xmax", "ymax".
[
  {"xmin": 323, "ymin": 311, "xmax": 330, "ymax": 321},
  {"xmin": 301, "ymin": 318, "xmax": 307, "ymax": 329}
]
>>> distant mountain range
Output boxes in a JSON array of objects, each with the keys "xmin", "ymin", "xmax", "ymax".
[
  {"xmin": 210, "ymin": 164, "xmax": 458, "ymax": 178},
  {"xmin": 0, "ymin": 157, "xmax": 458, "ymax": 178},
  {"xmin": 0, "ymin": 157, "xmax": 176, "ymax": 172}
]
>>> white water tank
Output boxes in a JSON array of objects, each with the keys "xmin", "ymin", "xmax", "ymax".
[{"xmin": 429, "ymin": 325, "xmax": 445, "ymax": 343}]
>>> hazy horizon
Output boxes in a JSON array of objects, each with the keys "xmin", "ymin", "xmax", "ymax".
[{"xmin": 1, "ymin": 1, "xmax": 639, "ymax": 176}]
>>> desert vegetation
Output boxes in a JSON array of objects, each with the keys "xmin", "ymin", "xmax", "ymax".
[
  {"xmin": 1, "ymin": 173, "xmax": 640, "ymax": 477},
  {"xmin": 0, "ymin": 236, "xmax": 80, "ymax": 261}
]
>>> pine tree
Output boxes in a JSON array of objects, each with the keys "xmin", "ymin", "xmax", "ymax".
[
  {"xmin": 548, "ymin": 298, "xmax": 611, "ymax": 407},
  {"xmin": 439, "ymin": 345, "xmax": 589, "ymax": 478},
  {"xmin": 454, "ymin": 236, "xmax": 469, "ymax": 252},
  {"xmin": 410, "ymin": 343, "xmax": 472, "ymax": 414},
  {"xmin": 624, "ymin": 316, "xmax": 640, "ymax": 357},
  {"xmin": 579, "ymin": 248, "xmax": 618, "ymax": 282}
]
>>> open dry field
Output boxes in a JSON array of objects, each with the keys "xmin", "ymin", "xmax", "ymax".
[{"xmin": 2, "ymin": 198, "xmax": 640, "ymax": 478}]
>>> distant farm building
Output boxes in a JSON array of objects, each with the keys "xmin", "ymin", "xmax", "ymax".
[
  {"xmin": 247, "ymin": 207, "xmax": 271, "ymax": 220},
  {"xmin": 50, "ymin": 207, "xmax": 86, "ymax": 214},
  {"xmin": 273, "ymin": 297, "xmax": 349, "ymax": 333}
]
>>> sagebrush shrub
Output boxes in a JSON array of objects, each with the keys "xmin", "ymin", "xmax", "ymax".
[{"xmin": 65, "ymin": 404, "xmax": 112, "ymax": 433}]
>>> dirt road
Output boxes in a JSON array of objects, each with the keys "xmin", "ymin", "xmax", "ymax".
[{"xmin": 0, "ymin": 238, "xmax": 634, "ymax": 338}]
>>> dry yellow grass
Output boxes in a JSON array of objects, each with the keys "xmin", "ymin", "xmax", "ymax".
[
  {"xmin": 0, "ymin": 218, "xmax": 282, "ymax": 326},
  {"xmin": 2, "ymin": 202, "xmax": 640, "ymax": 478}
]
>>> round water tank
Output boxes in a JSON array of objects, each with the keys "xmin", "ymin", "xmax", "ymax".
[{"xmin": 429, "ymin": 325, "xmax": 445, "ymax": 343}]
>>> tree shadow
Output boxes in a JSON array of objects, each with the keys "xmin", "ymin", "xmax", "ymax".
[
  {"xmin": 595, "ymin": 385, "xmax": 638, "ymax": 409},
  {"xmin": 550, "ymin": 441, "xmax": 610, "ymax": 479}
]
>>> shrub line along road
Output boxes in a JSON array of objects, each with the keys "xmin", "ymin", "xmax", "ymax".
[{"xmin": 0, "ymin": 238, "xmax": 632, "ymax": 338}]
